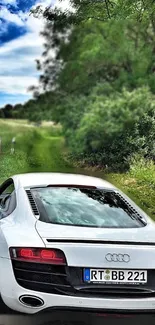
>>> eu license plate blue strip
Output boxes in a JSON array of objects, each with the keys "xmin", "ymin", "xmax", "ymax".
[{"xmin": 84, "ymin": 269, "xmax": 90, "ymax": 281}]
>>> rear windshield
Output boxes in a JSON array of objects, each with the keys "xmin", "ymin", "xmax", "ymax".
[{"xmin": 31, "ymin": 187, "xmax": 145, "ymax": 228}]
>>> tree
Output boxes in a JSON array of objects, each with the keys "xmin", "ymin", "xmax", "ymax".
[
  {"xmin": 32, "ymin": 0, "xmax": 155, "ymax": 26},
  {"xmin": 25, "ymin": 0, "xmax": 155, "ymax": 171},
  {"xmin": 2, "ymin": 104, "xmax": 13, "ymax": 118},
  {"xmin": 0, "ymin": 109, "xmax": 5, "ymax": 118},
  {"xmin": 31, "ymin": 3, "xmax": 155, "ymax": 94}
]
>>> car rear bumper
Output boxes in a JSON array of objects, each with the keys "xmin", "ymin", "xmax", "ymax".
[
  {"xmin": 2, "ymin": 258, "xmax": 155, "ymax": 314},
  {"xmin": 2, "ymin": 292, "xmax": 155, "ymax": 315}
]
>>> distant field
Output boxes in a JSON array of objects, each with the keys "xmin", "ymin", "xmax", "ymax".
[
  {"xmin": 0, "ymin": 119, "xmax": 56, "ymax": 130},
  {"xmin": 0, "ymin": 119, "xmax": 72, "ymax": 182}
]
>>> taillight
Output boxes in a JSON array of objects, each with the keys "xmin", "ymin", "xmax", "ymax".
[{"xmin": 9, "ymin": 247, "xmax": 66, "ymax": 265}]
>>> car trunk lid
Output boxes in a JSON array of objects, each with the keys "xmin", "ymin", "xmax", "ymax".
[
  {"xmin": 35, "ymin": 220, "xmax": 155, "ymax": 268},
  {"xmin": 36, "ymin": 220, "xmax": 155, "ymax": 244}
]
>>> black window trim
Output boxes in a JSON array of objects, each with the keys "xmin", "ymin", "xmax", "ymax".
[
  {"xmin": 0, "ymin": 178, "xmax": 17, "ymax": 219},
  {"xmin": 0, "ymin": 178, "xmax": 14, "ymax": 195}
]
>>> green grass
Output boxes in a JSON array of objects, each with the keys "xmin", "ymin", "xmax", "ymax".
[
  {"xmin": 0, "ymin": 119, "xmax": 34, "ymax": 153},
  {"xmin": 23, "ymin": 129, "xmax": 72, "ymax": 172},
  {"xmin": 107, "ymin": 156, "xmax": 155, "ymax": 219},
  {"xmin": 0, "ymin": 119, "xmax": 72, "ymax": 183}
]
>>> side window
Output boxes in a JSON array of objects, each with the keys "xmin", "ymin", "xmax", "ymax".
[
  {"xmin": 0, "ymin": 179, "xmax": 17, "ymax": 219},
  {"xmin": 3, "ymin": 183, "xmax": 15, "ymax": 195}
]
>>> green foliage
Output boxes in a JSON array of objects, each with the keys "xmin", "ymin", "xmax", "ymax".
[
  {"xmin": 29, "ymin": 17, "xmax": 155, "ymax": 94},
  {"xmin": 64, "ymin": 87, "xmax": 155, "ymax": 170},
  {"xmin": 20, "ymin": 14, "xmax": 155, "ymax": 171},
  {"xmin": 109, "ymin": 155, "xmax": 155, "ymax": 218},
  {"xmin": 56, "ymin": 20, "xmax": 155, "ymax": 94},
  {"xmin": 31, "ymin": 0, "xmax": 155, "ymax": 27}
]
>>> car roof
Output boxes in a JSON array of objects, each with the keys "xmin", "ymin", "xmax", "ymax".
[{"xmin": 11, "ymin": 172, "xmax": 116, "ymax": 190}]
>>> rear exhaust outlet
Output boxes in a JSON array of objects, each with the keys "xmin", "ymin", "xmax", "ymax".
[{"xmin": 19, "ymin": 295, "xmax": 44, "ymax": 308}]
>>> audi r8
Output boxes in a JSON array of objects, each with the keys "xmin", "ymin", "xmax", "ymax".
[{"xmin": 0, "ymin": 172, "xmax": 155, "ymax": 315}]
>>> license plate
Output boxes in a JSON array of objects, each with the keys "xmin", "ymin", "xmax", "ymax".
[{"xmin": 84, "ymin": 269, "xmax": 147, "ymax": 284}]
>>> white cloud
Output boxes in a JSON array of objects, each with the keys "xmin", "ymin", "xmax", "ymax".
[
  {"xmin": 0, "ymin": 76, "xmax": 38, "ymax": 94},
  {"xmin": 1, "ymin": 0, "xmax": 17, "ymax": 5},
  {"xmin": 0, "ymin": 7, "xmax": 25, "ymax": 26},
  {"xmin": 0, "ymin": 0, "xmax": 72, "ymax": 104},
  {"xmin": 0, "ymin": 26, "xmax": 43, "ymax": 55},
  {"xmin": 0, "ymin": 6, "xmax": 45, "ymax": 97},
  {"xmin": 54, "ymin": 0, "xmax": 73, "ymax": 10},
  {"xmin": 31, "ymin": 0, "xmax": 72, "ymax": 15}
]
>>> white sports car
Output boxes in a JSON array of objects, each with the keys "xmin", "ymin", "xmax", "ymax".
[{"xmin": 0, "ymin": 172, "xmax": 155, "ymax": 315}]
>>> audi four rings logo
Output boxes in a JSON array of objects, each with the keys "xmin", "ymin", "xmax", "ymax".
[{"xmin": 105, "ymin": 253, "xmax": 130, "ymax": 263}]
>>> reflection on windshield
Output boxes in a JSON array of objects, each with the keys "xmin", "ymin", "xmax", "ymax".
[{"xmin": 32, "ymin": 187, "xmax": 144, "ymax": 229}]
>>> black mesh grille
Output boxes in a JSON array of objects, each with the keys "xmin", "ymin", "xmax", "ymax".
[
  {"xmin": 116, "ymin": 192, "xmax": 146, "ymax": 224},
  {"xmin": 12, "ymin": 261, "xmax": 71, "ymax": 294},
  {"xmin": 26, "ymin": 190, "xmax": 39, "ymax": 216},
  {"xmin": 12, "ymin": 261, "xmax": 155, "ymax": 298}
]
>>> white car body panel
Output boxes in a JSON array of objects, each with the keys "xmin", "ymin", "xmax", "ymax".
[
  {"xmin": 36, "ymin": 220, "xmax": 155, "ymax": 243},
  {"xmin": 13, "ymin": 173, "xmax": 114, "ymax": 190},
  {"xmin": 0, "ymin": 172, "xmax": 154, "ymax": 314},
  {"xmin": 44, "ymin": 241, "xmax": 155, "ymax": 269}
]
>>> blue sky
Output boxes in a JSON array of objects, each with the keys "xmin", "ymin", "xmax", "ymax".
[{"xmin": 0, "ymin": 0, "xmax": 55, "ymax": 108}]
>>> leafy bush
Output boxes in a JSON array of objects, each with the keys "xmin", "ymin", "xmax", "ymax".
[{"xmin": 66, "ymin": 87, "xmax": 155, "ymax": 170}]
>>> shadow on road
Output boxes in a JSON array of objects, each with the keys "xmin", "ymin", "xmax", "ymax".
[{"xmin": 0, "ymin": 299, "xmax": 155, "ymax": 325}]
